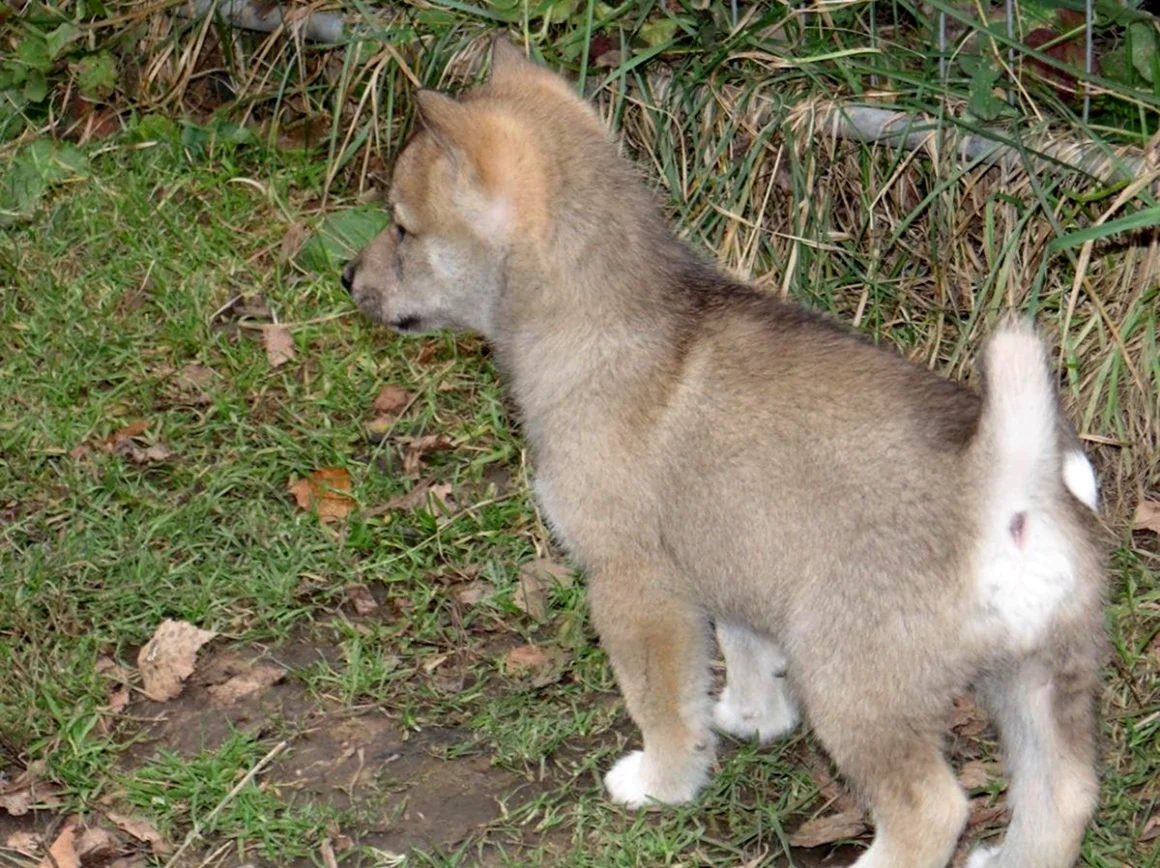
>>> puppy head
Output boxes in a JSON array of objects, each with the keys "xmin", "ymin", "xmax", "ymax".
[{"xmin": 342, "ymin": 39, "xmax": 603, "ymax": 337}]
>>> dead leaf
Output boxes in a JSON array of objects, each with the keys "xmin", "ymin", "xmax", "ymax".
[
  {"xmin": 0, "ymin": 762, "xmax": 65, "ymax": 816},
  {"xmin": 965, "ymin": 796, "xmax": 1008, "ymax": 832},
  {"xmin": 177, "ymin": 364, "xmax": 214, "ymax": 390},
  {"xmin": 1134, "ymin": 500, "xmax": 1160, "ymax": 535},
  {"xmin": 503, "ymin": 644, "xmax": 565, "ymax": 687},
  {"xmin": 949, "ymin": 694, "xmax": 987, "ymax": 738},
  {"xmin": 345, "ymin": 583, "xmax": 379, "ymax": 615},
  {"xmin": 206, "ymin": 664, "xmax": 285, "ymax": 705},
  {"xmin": 1141, "ymin": 812, "xmax": 1160, "ymax": 842},
  {"xmin": 106, "ymin": 686, "xmax": 130, "ymax": 714},
  {"xmin": 106, "ymin": 811, "xmax": 171, "ymax": 855},
  {"xmin": 264, "ymin": 325, "xmax": 295, "ymax": 367},
  {"xmin": 455, "ymin": 580, "xmax": 495, "ymax": 606},
  {"xmin": 136, "ymin": 619, "xmax": 217, "ymax": 702},
  {"xmin": 4, "ymin": 830, "xmax": 40, "ymax": 855},
  {"xmin": 38, "ymin": 817, "xmax": 80, "ymax": 868},
  {"xmin": 107, "ymin": 858, "xmax": 150, "ymax": 868},
  {"xmin": 279, "ymin": 223, "xmax": 309, "ymax": 265},
  {"xmin": 320, "ymin": 838, "xmax": 339, "ymax": 868},
  {"xmin": 504, "ymin": 644, "xmax": 550, "ymax": 673},
  {"xmin": 289, "ymin": 468, "xmax": 355, "ymax": 523},
  {"xmin": 102, "ymin": 420, "xmax": 148, "ymax": 451},
  {"xmin": 400, "ymin": 434, "xmax": 453, "ymax": 476},
  {"xmin": 787, "ymin": 807, "xmax": 868, "ymax": 848},
  {"xmin": 75, "ymin": 826, "xmax": 116, "ymax": 861},
  {"xmin": 372, "ymin": 385, "xmax": 413, "ymax": 414},
  {"xmin": 127, "ymin": 442, "xmax": 173, "ymax": 464}
]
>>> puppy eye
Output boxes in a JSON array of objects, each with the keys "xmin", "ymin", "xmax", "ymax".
[{"xmin": 392, "ymin": 222, "xmax": 407, "ymax": 243}]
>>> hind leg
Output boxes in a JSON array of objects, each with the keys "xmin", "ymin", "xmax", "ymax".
[
  {"xmin": 589, "ymin": 565, "xmax": 715, "ymax": 807},
  {"xmin": 809, "ymin": 707, "xmax": 967, "ymax": 868},
  {"xmin": 713, "ymin": 620, "xmax": 800, "ymax": 743},
  {"xmin": 966, "ymin": 660, "xmax": 1099, "ymax": 868}
]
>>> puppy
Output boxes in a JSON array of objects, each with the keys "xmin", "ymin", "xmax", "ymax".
[{"xmin": 343, "ymin": 39, "xmax": 1105, "ymax": 868}]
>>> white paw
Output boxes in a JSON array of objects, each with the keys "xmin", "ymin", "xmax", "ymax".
[
  {"xmin": 605, "ymin": 751, "xmax": 653, "ymax": 808},
  {"xmin": 712, "ymin": 685, "xmax": 799, "ymax": 744},
  {"xmin": 964, "ymin": 845, "xmax": 1000, "ymax": 868},
  {"xmin": 603, "ymin": 750, "xmax": 707, "ymax": 808}
]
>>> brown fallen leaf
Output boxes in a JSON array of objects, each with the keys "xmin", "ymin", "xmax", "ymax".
[
  {"xmin": 320, "ymin": 838, "xmax": 339, "ymax": 868},
  {"xmin": 38, "ymin": 817, "xmax": 80, "ymax": 868},
  {"xmin": 264, "ymin": 325, "xmax": 295, "ymax": 367},
  {"xmin": 1141, "ymin": 812, "xmax": 1160, "ymax": 842},
  {"xmin": 0, "ymin": 761, "xmax": 65, "ymax": 817},
  {"xmin": 289, "ymin": 468, "xmax": 355, "ymax": 523},
  {"xmin": 513, "ymin": 559, "xmax": 573, "ymax": 621},
  {"xmin": 949, "ymin": 694, "xmax": 987, "ymax": 738},
  {"xmin": 106, "ymin": 811, "xmax": 172, "ymax": 855},
  {"xmin": 106, "ymin": 685, "xmax": 130, "ymax": 714},
  {"xmin": 965, "ymin": 796, "xmax": 1009, "ymax": 832},
  {"xmin": 279, "ymin": 223, "xmax": 309, "ymax": 265},
  {"xmin": 206, "ymin": 664, "xmax": 285, "ymax": 705},
  {"xmin": 4, "ymin": 830, "xmax": 40, "ymax": 855},
  {"xmin": 400, "ymin": 434, "xmax": 453, "ymax": 476},
  {"xmin": 75, "ymin": 825, "xmax": 117, "ymax": 861},
  {"xmin": 102, "ymin": 420, "xmax": 148, "ymax": 451},
  {"xmin": 503, "ymin": 644, "xmax": 565, "ymax": 687},
  {"xmin": 372, "ymin": 384, "xmax": 413, "ymax": 414},
  {"xmin": 126, "ymin": 442, "xmax": 173, "ymax": 464},
  {"xmin": 345, "ymin": 583, "xmax": 379, "ymax": 615},
  {"xmin": 1134, "ymin": 500, "xmax": 1160, "ymax": 535},
  {"xmin": 787, "ymin": 807, "xmax": 868, "ymax": 848},
  {"xmin": 455, "ymin": 579, "xmax": 496, "ymax": 606},
  {"xmin": 136, "ymin": 619, "xmax": 217, "ymax": 702}
]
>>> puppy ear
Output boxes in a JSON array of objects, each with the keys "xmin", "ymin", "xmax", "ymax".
[
  {"xmin": 489, "ymin": 36, "xmax": 531, "ymax": 83},
  {"xmin": 415, "ymin": 89, "xmax": 469, "ymax": 150},
  {"xmin": 415, "ymin": 89, "xmax": 515, "ymax": 242}
]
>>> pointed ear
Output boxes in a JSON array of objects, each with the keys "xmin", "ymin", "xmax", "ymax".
[
  {"xmin": 415, "ymin": 89, "xmax": 471, "ymax": 148},
  {"xmin": 489, "ymin": 36, "xmax": 530, "ymax": 83}
]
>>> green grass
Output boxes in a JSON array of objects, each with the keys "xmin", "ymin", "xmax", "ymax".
[{"xmin": 1, "ymin": 102, "xmax": 1157, "ymax": 868}]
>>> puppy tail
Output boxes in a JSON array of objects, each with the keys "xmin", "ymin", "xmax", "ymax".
[{"xmin": 976, "ymin": 318, "xmax": 1098, "ymax": 514}]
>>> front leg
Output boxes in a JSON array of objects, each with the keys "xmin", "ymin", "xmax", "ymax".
[{"xmin": 588, "ymin": 564, "xmax": 715, "ymax": 807}]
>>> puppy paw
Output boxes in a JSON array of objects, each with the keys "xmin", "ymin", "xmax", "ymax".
[
  {"xmin": 604, "ymin": 750, "xmax": 706, "ymax": 808},
  {"xmin": 712, "ymin": 686, "xmax": 799, "ymax": 744},
  {"xmin": 964, "ymin": 845, "xmax": 1001, "ymax": 868}
]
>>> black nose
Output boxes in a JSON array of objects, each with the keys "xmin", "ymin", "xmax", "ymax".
[{"xmin": 340, "ymin": 261, "xmax": 354, "ymax": 293}]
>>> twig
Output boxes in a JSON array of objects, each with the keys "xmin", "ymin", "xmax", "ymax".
[{"xmin": 163, "ymin": 740, "xmax": 289, "ymax": 868}]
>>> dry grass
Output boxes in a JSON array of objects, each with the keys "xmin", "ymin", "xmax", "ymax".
[{"xmin": 46, "ymin": 2, "xmax": 1151, "ymax": 519}]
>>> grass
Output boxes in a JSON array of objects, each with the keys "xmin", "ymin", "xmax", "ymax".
[{"xmin": 0, "ymin": 7, "xmax": 1158, "ymax": 868}]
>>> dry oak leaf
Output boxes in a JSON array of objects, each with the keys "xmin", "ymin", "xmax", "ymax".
[
  {"xmin": 206, "ymin": 664, "xmax": 285, "ymax": 705},
  {"xmin": 1134, "ymin": 500, "xmax": 1160, "ymax": 535},
  {"xmin": 289, "ymin": 467, "xmax": 355, "ymax": 522},
  {"xmin": 372, "ymin": 384, "xmax": 413, "ymax": 414},
  {"xmin": 136, "ymin": 619, "xmax": 217, "ymax": 702},
  {"xmin": 264, "ymin": 325, "xmax": 295, "ymax": 367},
  {"xmin": 787, "ymin": 807, "xmax": 868, "ymax": 848},
  {"xmin": 107, "ymin": 810, "xmax": 170, "ymax": 854},
  {"xmin": 455, "ymin": 579, "xmax": 496, "ymax": 606},
  {"xmin": 38, "ymin": 816, "xmax": 80, "ymax": 868},
  {"xmin": 344, "ymin": 583, "xmax": 379, "ymax": 615}
]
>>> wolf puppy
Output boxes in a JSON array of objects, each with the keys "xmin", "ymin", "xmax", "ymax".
[{"xmin": 343, "ymin": 40, "xmax": 1105, "ymax": 868}]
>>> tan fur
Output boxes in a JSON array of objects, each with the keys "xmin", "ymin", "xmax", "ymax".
[{"xmin": 342, "ymin": 40, "xmax": 1106, "ymax": 867}]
